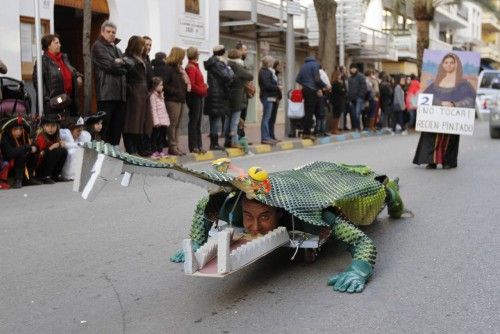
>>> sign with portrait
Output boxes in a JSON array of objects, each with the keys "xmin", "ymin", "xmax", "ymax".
[
  {"xmin": 185, "ymin": 0, "xmax": 200, "ymax": 15},
  {"xmin": 416, "ymin": 50, "xmax": 480, "ymax": 136}
]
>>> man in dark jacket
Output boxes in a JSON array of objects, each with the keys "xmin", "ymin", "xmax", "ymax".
[
  {"xmin": 204, "ymin": 45, "xmax": 234, "ymax": 150},
  {"xmin": 347, "ymin": 64, "xmax": 367, "ymax": 131},
  {"xmin": 91, "ymin": 20, "xmax": 128, "ymax": 146},
  {"xmin": 296, "ymin": 56, "xmax": 326, "ymax": 139}
]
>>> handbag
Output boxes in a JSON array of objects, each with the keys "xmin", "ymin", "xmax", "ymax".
[
  {"xmin": 287, "ymin": 89, "xmax": 304, "ymax": 119},
  {"xmin": 49, "ymin": 93, "xmax": 72, "ymax": 110}
]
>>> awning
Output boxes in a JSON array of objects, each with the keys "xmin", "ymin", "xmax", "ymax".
[{"xmin": 54, "ymin": 0, "xmax": 109, "ymax": 14}]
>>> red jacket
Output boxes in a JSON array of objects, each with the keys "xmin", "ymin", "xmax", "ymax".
[{"xmin": 185, "ymin": 60, "xmax": 207, "ymax": 97}]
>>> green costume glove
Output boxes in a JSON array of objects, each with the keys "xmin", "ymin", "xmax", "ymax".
[
  {"xmin": 169, "ymin": 241, "xmax": 201, "ymax": 263},
  {"xmin": 327, "ymin": 260, "xmax": 373, "ymax": 293}
]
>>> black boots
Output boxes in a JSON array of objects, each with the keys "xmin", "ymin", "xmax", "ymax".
[{"xmin": 210, "ymin": 134, "xmax": 224, "ymax": 150}]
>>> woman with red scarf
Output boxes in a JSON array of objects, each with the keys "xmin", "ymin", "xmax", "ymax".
[{"xmin": 33, "ymin": 34, "xmax": 82, "ymax": 116}]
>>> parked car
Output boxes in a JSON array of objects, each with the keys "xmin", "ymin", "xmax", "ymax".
[
  {"xmin": 476, "ymin": 70, "xmax": 500, "ymax": 120},
  {"xmin": 489, "ymin": 83, "xmax": 500, "ymax": 138}
]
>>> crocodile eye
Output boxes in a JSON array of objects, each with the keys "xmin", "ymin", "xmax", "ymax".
[{"xmin": 248, "ymin": 166, "xmax": 268, "ymax": 182}]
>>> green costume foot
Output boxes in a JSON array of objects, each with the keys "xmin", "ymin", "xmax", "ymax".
[
  {"xmin": 327, "ymin": 260, "xmax": 373, "ymax": 293},
  {"xmin": 169, "ymin": 242, "xmax": 201, "ymax": 263}
]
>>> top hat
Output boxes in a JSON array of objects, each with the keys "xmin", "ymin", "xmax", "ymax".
[{"xmin": 40, "ymin": 113, "xmax": 62, "ymax": 125}]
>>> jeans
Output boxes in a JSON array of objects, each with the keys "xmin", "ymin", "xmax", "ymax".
[
  {"xmin": 224, "ymin": 111, "xmax": 242, "ymax": 145},
  {"xmin": 260, "ymin": 97, "xmax": 274, "ymax": 141},
  {"xmin": 209, "ymin": 114, "xmax": 222, "ymax": 137},
  {"xmin": 269, "ymin": 101, "xmax": 279, "ymax": 139},
  {"xmin": 350, "ymin": 97, "xmax": 364, "ymax": 130}
]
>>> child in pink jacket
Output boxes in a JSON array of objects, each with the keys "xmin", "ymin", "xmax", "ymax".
[{"xmin": 150, "ymin": 77, "xmax": 171, "ymax": 158}]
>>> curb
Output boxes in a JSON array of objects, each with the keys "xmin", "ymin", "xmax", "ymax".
[{"xmin": 177, "ymin": 129, "xmax": 392, "ymax": 164}]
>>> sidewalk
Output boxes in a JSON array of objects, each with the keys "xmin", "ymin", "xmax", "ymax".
[{"xmin": 167, "ymin": 122, "xmax": 393, "ymax": 164}]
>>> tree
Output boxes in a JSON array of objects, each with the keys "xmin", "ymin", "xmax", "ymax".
[
  {"xmin": 413, "ymin": 0, "xmax": 497, "ymax": 77},
  {"xmin": 313, "ymin": 0, "xmax": 337, "ymax": 76},
  {"xmin": 413, "ymin": 0, "xmax": 461, "ymax": 77},
  {"xmin": 82, "ymin": 0, "xmax": 92, "ymax": 116}
]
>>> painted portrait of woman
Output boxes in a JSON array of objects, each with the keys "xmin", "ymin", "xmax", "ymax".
[{"xmin": 413, "ymin": 53, "xmax": 476, "ymax": 170}]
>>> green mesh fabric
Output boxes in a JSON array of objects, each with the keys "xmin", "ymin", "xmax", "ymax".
[
  {"xmin": 190, "ymin": 197, "xmax": 210, "ymax": 245},
  {"xmin": 255, "ymin": 161, "xmax": 386, "ymax": 227},
  {"xmin": 82, "ymin": 141, "xmax": 235, "ymax": 184},
  {"xmin": 84, "ymin": 143, "xmax": 392, "ymax": 227}
]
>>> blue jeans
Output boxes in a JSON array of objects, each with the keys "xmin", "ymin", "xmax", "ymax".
[
  {"xmin": 209, "ymin": 115, "xmax": 222, "ymax": 137},
  {"xmin": 351, "ymin": 97, "xmax": 364, "ymax": 130},
  {"xmin": 224, "ymin": 111, "xmax": 242, "ymax": 145},
  {"xmin": 260, "ymin": 97, "xmax": 274, "ymax": 141}
]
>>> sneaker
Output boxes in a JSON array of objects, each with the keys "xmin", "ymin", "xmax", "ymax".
[
  {"xmin": 42, "ymin": 176, "xmax": 56, "ymax": 184},
  {"xmin": 150, "ymin": 152, "xmax": 161, "ymax": 159}
]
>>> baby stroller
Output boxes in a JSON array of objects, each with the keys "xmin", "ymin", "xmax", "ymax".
[{"xmin": 0, "ymin": 76, "xmax": 32, "ymax": 118}]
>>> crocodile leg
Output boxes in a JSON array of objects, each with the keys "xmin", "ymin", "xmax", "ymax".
[{"xmin": 323, "ymin": 210, "xmax": 377, "ymax": 293}]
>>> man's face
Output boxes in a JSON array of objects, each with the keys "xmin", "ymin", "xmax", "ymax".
[
  {"xmin": 240, "ymin": 45, "xmax": 248, "ymax": 60},
  {"xmin": 242, "ymin": 200, "xmax": 279, "ymax": 236},
  {"xmin": 144, "ymin": 39, "xmax": 152, "ymax": 55},
  {"xmin": 101, "ymin": 26, "xmax": 116, "ymax": 43}
]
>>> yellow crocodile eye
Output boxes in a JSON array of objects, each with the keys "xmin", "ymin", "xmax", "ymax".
[
  {"xmin": 248, "ymin": 166, "xmax": 268, "ymax": 182},
  {"xmin": 211, "ymin": 158, "xmax": 231, "ymax": 166}
]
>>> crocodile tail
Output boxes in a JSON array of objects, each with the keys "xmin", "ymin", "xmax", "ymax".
[{"xmin": 385, "ymin": 179, "xmax": 404, "ymax": 218}]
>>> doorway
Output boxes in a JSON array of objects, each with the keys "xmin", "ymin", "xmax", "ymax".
[{"xmin": 54, "ymin": 1, "xmax": 109, "ymax": 114}]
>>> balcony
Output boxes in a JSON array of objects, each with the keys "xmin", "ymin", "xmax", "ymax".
[
  {"xmin": 435, "ymin": 5, "xmax": 468, "ymax": 28},
  {"xmin": 478, "ymin": 44, "xmax": 500, "ymax": 63},
  {"xmin": 393, "ymin": 31, "xmax": 417, "ymax": 59},
  {"xmin": 429, "ymin": 38, "xmax": 452, "ymax": 50},
  {"xmin": 347, "ymin": 25, "xmax": 398, "ymax": 61},
  {"xmin": 482, "ymin": 11, "xmax": 500, "ymax": 33},
  {"xmin": 219, "ymin": 0, "xmax": 308, "ymax": 37}
]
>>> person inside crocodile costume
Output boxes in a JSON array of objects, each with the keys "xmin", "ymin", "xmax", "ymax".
[
  {"xmin": 168, "ymin": 158, "xmax": 405, "ymax": 293},
  {"xmin": 76, "ymin": 142, "xmax": 405, "ymax": 294}
]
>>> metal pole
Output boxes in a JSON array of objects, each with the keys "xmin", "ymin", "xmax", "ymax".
[
  {"xmin": 34, "ymin": 0, "xmax": 44, "ymax": 117},
  {"xmin": 285, "ymin": 1, "xmax": 295, "ymax": 137},
  {"xmin": 339, "ymin": 0, "xmax": 345, "ymax": 66}
]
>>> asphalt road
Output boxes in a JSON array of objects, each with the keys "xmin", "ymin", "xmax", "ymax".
[{"xmin": 1, "ymin": 121, "xmax": 499, "ymax": 334}]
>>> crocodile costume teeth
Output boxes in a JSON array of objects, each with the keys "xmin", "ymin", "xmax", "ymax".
[{"xmin": 76, "ymin": 141, "xmax": 407, "ymax": 293}]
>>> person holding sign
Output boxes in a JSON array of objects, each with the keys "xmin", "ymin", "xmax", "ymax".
[{"xmin": 413, "ymin": 53, "xmax": 476, "ymax": 169}]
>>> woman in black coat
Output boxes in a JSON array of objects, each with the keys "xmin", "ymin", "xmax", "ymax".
[
  {"xmin": 203, "ymin": 45, "xmax": 234, "ymax": 150},
  {"xmin": 329, "ymin": 70, "xmax": 347, "ymax": 134},
  {"xmin": 33, "ymin": 34, "xmax": 82, "ymax": 116}
]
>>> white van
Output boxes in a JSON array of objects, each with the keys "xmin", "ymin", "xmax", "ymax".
[{"xmin": 476, "ymin": 70, "xmax": 500, "ymax": 119}]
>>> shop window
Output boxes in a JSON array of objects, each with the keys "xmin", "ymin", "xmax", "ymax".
[{"xmin": 20, "ymin": 16, "xmax": 50, "ymax": 80}]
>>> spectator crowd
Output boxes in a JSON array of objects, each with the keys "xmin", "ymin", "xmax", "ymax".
[{"xmin": 0, "ymin": 19, "xmax": 420, "ymax": 190}]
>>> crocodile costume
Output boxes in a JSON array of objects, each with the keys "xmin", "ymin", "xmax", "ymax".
[{"xmin": 77, "ymin": 142, "xmax": 405, "ymax": 293}]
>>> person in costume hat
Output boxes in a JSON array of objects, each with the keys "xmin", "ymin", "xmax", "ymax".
[
  {"xmin": 60, "ymin": 116, "xmax": 91, "ymax": 180},
  {"xmin": 35, "ymin": 114, "xmax": 68, "ymax": 184},
  {"xmin": 84, "ymin": 111, "xmax": 106, "ymax": 141},
  {"xmin": 0, "ymin": 116, "xmax": 42, "ymax": 188}
]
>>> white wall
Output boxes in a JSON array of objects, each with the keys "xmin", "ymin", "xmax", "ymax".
[
  {"xmin": 109, "ymin": 0, "xmax": 219, "ymax": 72},
  {"xmin": 0, "ymin": 0, "xmax": 52, "ymax": 80}
]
